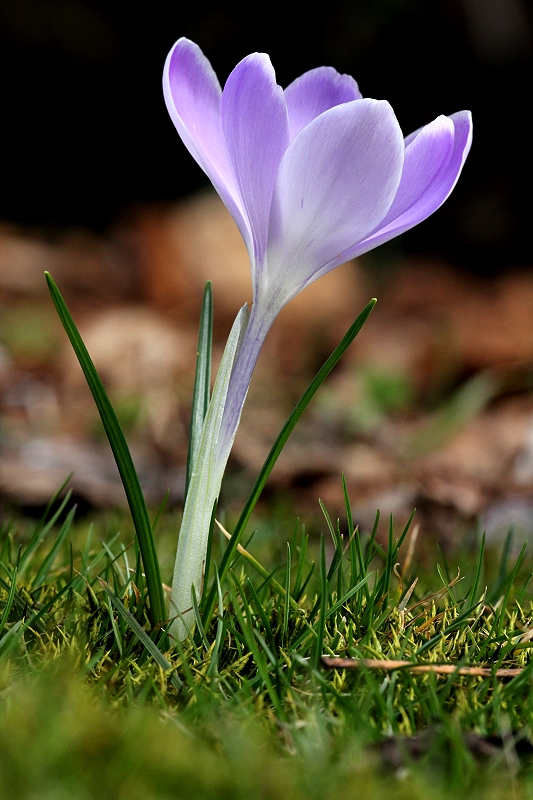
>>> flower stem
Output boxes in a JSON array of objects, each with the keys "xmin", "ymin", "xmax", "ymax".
[{"xmin": 215, "ymin": 301, "xmax": 276, "ymax": 472}]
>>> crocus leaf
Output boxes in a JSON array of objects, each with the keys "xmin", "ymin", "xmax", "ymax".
[
  {"xmin": 185, "ymin": 281, "xmax": 213, "ymax": 497},
  {"xmin": 45, "ymin": 272, "xmax": 167, "ymax": 629},
  {"xmin": 170, "ymin": 302, "xmax": 249, "ymax": 641}
]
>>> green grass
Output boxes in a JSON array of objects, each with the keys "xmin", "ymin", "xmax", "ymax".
[
  {"xmin": 3, "ymin": 273, "xmax": 531, "ymax": 798},
  {"xmin": 2, "ymin": 490, "xmax": 533, "ymax": 798}
]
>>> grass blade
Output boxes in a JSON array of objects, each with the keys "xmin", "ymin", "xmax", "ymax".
[
  {"xmin": 325, "ymin": 573, "xmax": 373, "ymax": 620},
  {"xmin": 229, "ymin": 578, "xmax": 284, "ymax": 718},
  {"xmin": 18, "ymin": 489, "xmax": 72, "ymax": 576},
  {"xmin": 191, "ymin": 585, "xmax": 210, "ymax": 651},
  {"xmin": 283, "ymin": 543, "xmax": 291, "ymax": 641},
  {"xmin": 200, "ymin": 500, "xmax": 218, "ymax": 610},
  {"xmin": 0, "ymin": 566, "xmax": 18, "ymax": 638},
  {"xmin": 45, "ymin": 272, "xmax": 166, "ymax": 628},
  {"xmin": 206, "ymin": 565, "xmax": 225, "ymax": 678},
  {"xmin": 31, "ymin": 505, "xmax": 77, "ymax": 589},
  {"xmin": 106, "ymin": 595, "xmax": 124, "ymax": 659},
  {"xmin": 312, "ymin": 535, "xmax": 328, "ymax": 670},
  {"xmin": 100, "ymin": 580, "xmax": 182, "ymax": 691},
  {"xmin": 215, "ymin": 520, "xmax": 301, "ymax": 611},
  {"xmin": 0, "ymin": 620, "xmax": 25, "ymax": 663},
  {"xmin": 293, "ymin": 527, "xmax": 309, "ymax": 600}
]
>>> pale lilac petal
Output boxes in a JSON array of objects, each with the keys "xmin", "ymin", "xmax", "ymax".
[
  {"xmin": 379, "ymin": 115, "xmax": 455, "ymax": 225},
  {"xmin": 221, "ymin": 53, "xmax": 290, "ymax": 275},
  {"xmin": 163, "ymin": 38, "xmax": 252, "ymax": 253},
  {"xmin": 319, "ymin": 110, "xmax": 473, "ymax": 272},
  {"xmin": 284, "ymin": 67, "xmax": 362, "ymax": 141},
  {"xmin": 265, "ymin": 99, "xmax": 404, "ymax": 302}
]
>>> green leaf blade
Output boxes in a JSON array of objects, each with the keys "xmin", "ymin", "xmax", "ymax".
[
  {"xmin": 186, "ymin": 281, "xmax": 213, "ymax": 497},
  {"xmin": 45, "ymin": 272, "xmax": 166, "ymax": 628}
]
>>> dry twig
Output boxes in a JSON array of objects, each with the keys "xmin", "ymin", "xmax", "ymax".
[{"xmin": 321, "ymin": 657, "xmax": 524, "ymax": 678}]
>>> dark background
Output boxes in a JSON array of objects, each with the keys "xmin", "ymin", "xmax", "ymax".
[{"xmin": 0, "ymin": 0, "xmax": 531, "ymax": 273}]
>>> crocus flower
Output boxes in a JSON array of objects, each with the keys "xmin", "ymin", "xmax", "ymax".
[{"xmin": 164, "ymin": 38, "xmax": 472, "ymax": 637}]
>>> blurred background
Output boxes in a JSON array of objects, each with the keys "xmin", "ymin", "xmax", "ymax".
[{"xmin": 1, "ymin": 0, "xmax": 533, "ymax": 551}]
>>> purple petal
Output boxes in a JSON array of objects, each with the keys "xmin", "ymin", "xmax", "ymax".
[
  {"xmin": 221, "ymin": 53, "xmax": 290, "ymax": 276},
  {"xmin": 163, "ymin": 38, "xmax": 252, "ymax": 253},
  {"xmin": 379, "ymin": 115, "xmax": 455, "ymax": 224},
  {"xmin": 284, "ymin": 66, "xmax": 362, "ymax": 140},
  {"xmin": 322, "ymin": 110, "xmax": 473, "ymax": 270},
  {"xmin": 265, "ymin": 99, "xmax": 404, "ymax": 302}
]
